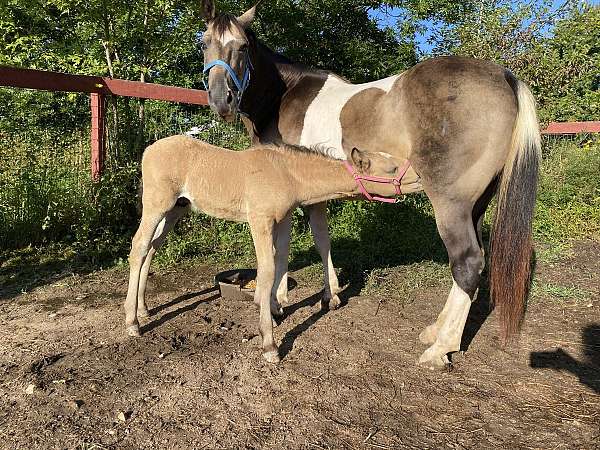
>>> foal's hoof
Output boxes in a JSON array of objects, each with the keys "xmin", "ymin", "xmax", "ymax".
[
  {"xmin": 137, "ymin": 308, "xmax": 150, "ymax": 319},
  {"xmin": 418, "ymin": 324, "xmax": 438, "ymax": 345},
  {"xmin": 126, "ymin": 325, "xmax": 141, "ymax": 337},
  {"xmin": 417, "ymin": 346, "xmax": 450, "ymax": 371},
  {"xmin": 262, "ymin": 350, "xmax": 281, "ymax": 364},
  {"xmin": 320, "ymin": 295, "xmax": 341, "ymax": 311}
]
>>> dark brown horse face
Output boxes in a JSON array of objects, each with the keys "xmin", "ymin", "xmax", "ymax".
[{"xmin": 201, "ymin": 1, "xmax": 259, "ymax": 121}]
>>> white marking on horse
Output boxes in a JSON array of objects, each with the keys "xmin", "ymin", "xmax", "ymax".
[
  {"xmin": 218, "ymin": 26, "xmax": 241, "ymax": 46},
  {"xmin": 418, "ymin": 280, "xmax": 472, "ymax": 367},
  {"xmin": 300, "ymin": 75, "xmax": 399, "ymax": 159}
]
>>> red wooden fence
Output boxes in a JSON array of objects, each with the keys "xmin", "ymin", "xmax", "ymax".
[
  {"xmin": 1, "ymin": 65, "xmax": 598, "ymax": 180},
  {"xmin": 0, "ymin": 66, "xmax": 208, "ymax": 180}
]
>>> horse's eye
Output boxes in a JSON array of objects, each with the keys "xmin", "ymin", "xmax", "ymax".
[
  {"xmin": 201, "ymin": 42, "xmax": 208, "ymax": 51},
  {"xmin": 238, "ymin": 44, "xmax": 248, "ymax": 53}
]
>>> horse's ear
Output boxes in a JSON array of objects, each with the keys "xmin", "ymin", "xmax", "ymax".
[
  {"xmin": 201, "ymin": 0, "xmax": 216, "ymax": 23},
  {"xmin": 237, "ymin": 0, "xmax": 264, "ymax": 29},
  {"xmin": 351, "ymin": 147, "xmax": 371, "ymax": 173}
]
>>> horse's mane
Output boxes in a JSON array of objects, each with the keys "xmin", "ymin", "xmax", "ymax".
[{"xmin": 264, "ymin": 143, "xmax": 341, "ymax": 161}]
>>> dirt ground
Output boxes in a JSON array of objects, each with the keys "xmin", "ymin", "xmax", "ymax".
[{"xmin": 0, "ymin": 241, "xmax": 599, "ymax": 449}]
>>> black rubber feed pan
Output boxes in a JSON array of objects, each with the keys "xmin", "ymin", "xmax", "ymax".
[{"xmin": 215, "ymin": 269, "xmax": 297, "ymax": 301}]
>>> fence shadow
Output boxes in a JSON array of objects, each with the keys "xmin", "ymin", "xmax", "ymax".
[
  {"xmin": 0, "ymin": 250, "xmax": 101, "ymax": 302},
  {"xmin": 530, "ymin": 324, "xmax": 600, "ymax": 394}
]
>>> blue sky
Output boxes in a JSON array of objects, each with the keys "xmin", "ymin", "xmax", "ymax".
[{"xmin": 370, "ymin": 0, "xmax": 600, "ymax": 54}]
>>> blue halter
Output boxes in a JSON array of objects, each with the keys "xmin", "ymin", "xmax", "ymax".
[{"xmin": 202, "ymin": 54, "xmax": 252, "ymax": 99}]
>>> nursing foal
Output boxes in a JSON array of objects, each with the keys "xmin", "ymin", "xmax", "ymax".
[{"xmin": 124, "ymin": 135, "xmax": 421, "ymax": 362}]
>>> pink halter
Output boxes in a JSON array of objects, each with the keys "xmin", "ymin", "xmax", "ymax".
[{"xmin": 343, "ymin": 159, "xmax": 412, "ymax": 203}]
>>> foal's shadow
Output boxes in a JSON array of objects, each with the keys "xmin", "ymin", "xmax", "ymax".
[
  {"xmin": 141, "ymin": 286, "xmax": 219, "ymax": 334},
  {"xmin": 279, "ymin": 283, "xmax": 359, "ymax": 358}
]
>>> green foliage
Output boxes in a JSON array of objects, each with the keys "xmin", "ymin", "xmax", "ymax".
[
  {"xmin": 534, "ymin": 136, "xmax": 600, "ymax": 243},
  {"xmin": 430, "ymin": 1, "xmax": 599, "ymax": 123}
]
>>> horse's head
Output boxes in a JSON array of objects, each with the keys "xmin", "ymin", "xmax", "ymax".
[{"xmin": 200, "ymin": 0, "xmax": 261, "ymax": 121}]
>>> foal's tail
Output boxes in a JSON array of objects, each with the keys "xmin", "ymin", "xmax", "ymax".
[{"xmin": 489, "ymin": 75, "xmax": 541, "ymax": 345}]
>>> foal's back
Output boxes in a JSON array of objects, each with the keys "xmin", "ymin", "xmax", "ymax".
[{"xmin": 141, "ymin": 135, "xmax": 300, "ymax": 221}]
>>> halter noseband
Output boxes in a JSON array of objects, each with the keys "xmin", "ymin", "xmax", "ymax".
[
  {"xmin": 203, "ymin": 52, "xmax": 252, "ymax": 104},
  {"xmin": 343, "ymin": 159, "xmax": 412, "ymax": 203}
]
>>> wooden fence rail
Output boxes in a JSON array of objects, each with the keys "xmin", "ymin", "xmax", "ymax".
[
  {"xmin": 1, "ymin": 65, "xmax": 598, "ymax": 179},
  {"xmin": 0, "ymin": 66, "xmax": 208, "ymax": 180}
]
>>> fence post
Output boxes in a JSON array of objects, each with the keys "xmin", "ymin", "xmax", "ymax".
[{"xmin": 90, "ymin": 92, "xmax": 105, "ymax": 181}]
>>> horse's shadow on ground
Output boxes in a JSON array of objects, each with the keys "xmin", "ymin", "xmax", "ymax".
[
  {"xmin": 282, "ymin": 199, "xmax": 496, "ymax": 356},
  {"xmin": 530, "ymin": 324, "xmax": 600, "ymax": 394}
]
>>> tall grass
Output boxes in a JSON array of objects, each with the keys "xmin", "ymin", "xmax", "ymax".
[{"xmin": 1, "ymin": 129, "xmax": 598, "ymax": 283}]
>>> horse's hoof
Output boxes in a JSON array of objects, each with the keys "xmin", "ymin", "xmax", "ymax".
[
  {"xmin": 137, "ymin": 308, "xmax": 150, "ymax": 319},
  {"xmin": 126, "ymin": 325, "xmax": 141, "ymax": 337},
  {"xmin": 418, "ymin": 324, "xmax": 438, "ymax": 345},
  {"xmin": 262, "ymin": 350, "xmax": 281, "ymax": 364},
  {"xmin": 417, "ymin": 347, "xmax": 449, "ymax": 371},
  {"xmin": 271, "ymin": 305, "xmax": 284, "ymax": 317},
  {"xmin": 329, "ymin": 295, "xmax": 342, "ymax": 310}
]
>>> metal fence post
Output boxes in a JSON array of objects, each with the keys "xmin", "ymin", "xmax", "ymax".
[{"xmin": 90, "ymin": 92, "xmax": 105, "ymax": 181}]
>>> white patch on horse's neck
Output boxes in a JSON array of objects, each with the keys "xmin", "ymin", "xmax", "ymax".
[{"xmin": 299, "ymin": 74, "xmax": 399, "ymax": 160}]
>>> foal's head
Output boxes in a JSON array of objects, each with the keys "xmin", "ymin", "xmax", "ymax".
[
  {"xmin": 350, "ymin": 148, "xmax": 404, "ymax": 177},
  {"xmin": 200, "ymin": 0, "xmax": 261, "ymax": 121}
]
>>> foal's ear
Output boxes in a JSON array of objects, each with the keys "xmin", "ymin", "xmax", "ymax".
[
  {"xmin": 237, "ymin": 0, "xmax": 264, "ymax": 29},
  {"xmin": 201, "ymin": 0, "xmax": 216, "ymax": 23},
  {"xmin": 350, "ymin": 147, "xmax": 371, "ymax": 173}
]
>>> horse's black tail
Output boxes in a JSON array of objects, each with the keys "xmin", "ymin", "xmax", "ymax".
[{"xmin": 489, "ymin": 74, "xmax": 541, "ymax": 345}]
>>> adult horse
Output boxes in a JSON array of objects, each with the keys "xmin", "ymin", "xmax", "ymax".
[{"xmin": 199, "ymin": 0, "xmax": 541, "ymax": 369}]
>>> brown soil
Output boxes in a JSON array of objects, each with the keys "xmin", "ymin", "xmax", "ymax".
[{"xmin": 0, "ymin": 242, "xmax": 599, "ymax": 449}]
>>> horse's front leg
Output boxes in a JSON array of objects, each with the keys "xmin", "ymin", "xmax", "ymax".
[
  {"xmin": 308, "ymin": 202, "xmax": 341, "ymax": 310},
  {"xmin": 249, "ymin": 216, "xmax": 280, "ymax": 363}
]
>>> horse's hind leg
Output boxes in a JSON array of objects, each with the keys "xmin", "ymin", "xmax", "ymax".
[
  {"xmin": 308, "ymin": 202, "xmax": 341, "ymax": 310},
  {"xmin": 136, "ymin": 203, "xmax": 189, "ymax": 318},
  {"xmin": 418, "ymin": 202, "xmax": 485, "ymax": 369},
  {"xmin": 124, "ymin": 211, "xmax": 168, "ymax": 337}
]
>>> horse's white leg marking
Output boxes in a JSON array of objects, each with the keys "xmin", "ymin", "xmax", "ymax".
[
  {"xmin": 418, "ymin": 280, "xmax": 472, "ymax": 369},
  {"xmin": 308, "ymin": 203, "xmax": 341, "ymax": 310},
  {"xmin": 299, "ymin": 74, "xmax": 399, "ymax": 157},
  {"xmin": 271, "ymin": 213, "xmax": 292, "ymax": 315}
]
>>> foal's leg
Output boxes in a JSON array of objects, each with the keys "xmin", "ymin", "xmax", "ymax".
[
  {"xmin": 308, "ymin": 202, "xmax": 341, "ymax": 310},
  {"xmin": 249, "ymin": 216, "xmax": 279, "ymax": 363},
  {"xmin": 136, "ymin": 205, "xmax": 188, "ymax": 318},
  {"xmin": 270, "ymin": 212, "xmax": 292, "ymax": 315},
  {"xmin": 418, "ymin": 203, "xmax": 484, "ymax": 369},
  {"xmin": 124, "ymin": 211, "xmax": 168, "ymax": 337}
]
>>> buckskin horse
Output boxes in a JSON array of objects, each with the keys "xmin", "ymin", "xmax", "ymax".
[
  {"xmin": 125, "ymin": 136, "xmax": 420, "ymax": 362},
  {"xmin": 199, "ymin": 0, "xmax": 541, "ymax": 369}
]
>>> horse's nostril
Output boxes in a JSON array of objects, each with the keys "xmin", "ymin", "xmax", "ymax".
[{"xmin": 226, "ymin": 90, "xmax": 233, "ymax": 104}]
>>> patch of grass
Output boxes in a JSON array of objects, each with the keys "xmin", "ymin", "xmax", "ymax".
[
  {"xmin": 534, "ymin": 136, "xmax": 600, "ymax": 245},
  {"xmin": 532, "ymin": 281, "xmax": 591, "ymax": 301},
  {"xmin": 363, "ymin": 261, "xmax": 449, "ymax": 300}
]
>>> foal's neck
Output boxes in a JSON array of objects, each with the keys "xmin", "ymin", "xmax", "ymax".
[{"xmin": 282, "ymin": 154, "xmax": 358, "ymax": 205}]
